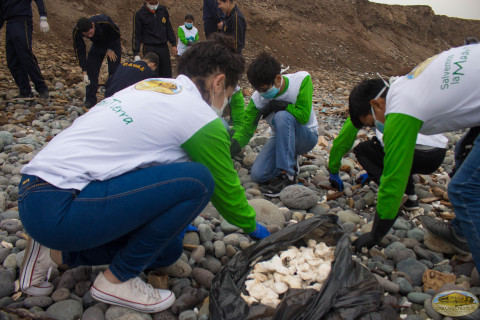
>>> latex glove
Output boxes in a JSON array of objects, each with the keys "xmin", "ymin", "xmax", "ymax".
[
  {"xmin": 106, "ymin": 49, "xmax": 117, "ymax": 62},
  {"xmin": 248, "ymin": 222, "xmax": 271, "ymax": 240},
  {"xmin": 134, "ymin": 55, "xmax": 141, "ymax": 62},
  {"xmin": 230, "ymin": 138, "xmax": 241, "ymax": 158},
  {"xmin": 39, "ymin": 17, "xmax": 49, "ymax": 33},
  {"xmin": 179, "ymin": 224, "xmax": 199, "ymax": 240},
  {"xmin": 255, "ymin": 100, "xmax": 289, "ymax": 122},
  {"xmin": 354, "ymin": 213, "xmax": 396, "ymax": 252},
  {"xmin": 329, "ymin": 173, "xmax": 344, "ymax": 191},
  {"xmin": 359, "ymin": 173, "xmax": 370, "ymax": 185},
  {"xmin": 83, "ymin": 74, "xmax": 90, "ymax": 86}
]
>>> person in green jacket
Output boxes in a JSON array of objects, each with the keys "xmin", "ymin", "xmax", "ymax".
[{"xmin": 231, "ymin": 52, "xmax": 319, "ymax": 196}]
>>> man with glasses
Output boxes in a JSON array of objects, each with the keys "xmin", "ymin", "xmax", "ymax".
[
  {"xmin": 230, "ymin": 52, "xmax": 318, "ymax": 196},
  {"xmin": 348, "ymin": 44, "xmax": 480, "ymax": 274}
]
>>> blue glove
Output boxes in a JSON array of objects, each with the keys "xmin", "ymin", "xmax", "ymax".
[
  {"xmin": 179, "ymin": 224, "xmax": 198, "ymax": 239},
  {"xmin": 329, "ymin": 173, "xmax": 344, "ymax": 191},
  {"xmin": 360, "ymin": 173, "xmax": 369, "ymax": 185},
  {"xmin": 248, "ymin": 222, "xmax": 270, "ymax": 240}
]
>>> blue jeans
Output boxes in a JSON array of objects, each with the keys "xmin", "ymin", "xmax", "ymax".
[
  {"xmin": 449, "ymin": 133, "xmax": 480, "ymax": 270},
  {"xmin": 18, "ymin": 162, "xmax": 214, "ymax": 281},
  {"xmin": 251, "ymin": 111, "xmax": 318, "ymax": 183}
]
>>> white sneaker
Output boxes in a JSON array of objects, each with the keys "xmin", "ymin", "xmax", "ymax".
[
  {"xmin": 19, "ymin": 238, "xmax": 58, "ymax": 296},
  {"xmin": 90, "ymin": 272, "xmax": 175, "ymax": 313}
]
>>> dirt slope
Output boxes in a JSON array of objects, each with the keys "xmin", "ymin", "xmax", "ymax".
[{"xmin": 22, "ymin": 0, "xmax": 480, "ymax": 79}]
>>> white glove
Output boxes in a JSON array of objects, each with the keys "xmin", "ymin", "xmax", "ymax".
[
  {"xmin": 83, "ymin": 74, "xmax": 90, "ymax": 86},
  {"xmin": 134, "ymin": 55, "xmax": 141, "ymax": 62},
  {"xmin": 39, "ymin": 17, "xmax": 49, "ymax": 33}
]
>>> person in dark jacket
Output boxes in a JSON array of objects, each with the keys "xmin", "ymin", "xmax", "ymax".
[
  {"xmin": 217, "ymin": 0, "xmax": 246, "ymax": 54},
  {"xmin": 0, "ymin": 0, "xmax": 50, "ymax": 100},
  {"xmin": 73, "ymin": 15, "xmax": 122, "ymax": 109},
  {"xmin": 104, "ymin": 52, "xmax": 159, "ymax": 98},
  {"xmin": 203, "ymin": 0, "xmax": 224, "ymax": 38},
  {"xmin": 132, "ymin": 0, "xmax": 177, "ymax": 78}
]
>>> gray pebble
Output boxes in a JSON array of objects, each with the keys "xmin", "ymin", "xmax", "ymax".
[
  {"xmin": 46, "ymin": 299, "xmax": 83, "ymax": 320},
  {"xmin": 82, "ymin": 306, "xmax": 105, "ymax": 320},
  {"xmin": 190, "ymin": 245, "xmax": 205, "ymax": 264},
  {"xmin": 385, "ymin": 242, "xmax": 406, "ymax": 259},
  {"xmin": 424, "ymin": 297, "xmax": 443, "ymax": 320},
  {"xmin": 397, "ymin": 258, "xmax": 428, "ymax": 286},
  {"xmin": 24, "ymin": 296, "xmax": 53, "ymax": 308},
  {"xmin": 105, "ymin": 306, "xmax": 152, "ymax": 320},
  {"xmin": 394, "ymin": 277, "xmax": 413, "ymax": 294},
  {"xmin": 179, "ymin": 310, "xmax": 197, "ymax": 320},
  {"xmin": 407, "ymin": 228, "xmax": 424, "ymax": 241},
  {"xmin": 198, "ymin": 224, "xmax": 214, "ymax": 242},
  {"xmin": 213, "ymin": 241, "xmax": 226, "ymax": 259},
  {"xmin": 52, "ymin": 288, "xmax": 70, "ymax": 302},
  {"xmin": 407, "ymin": 292, "xmax": 431, "ymax": 304}
]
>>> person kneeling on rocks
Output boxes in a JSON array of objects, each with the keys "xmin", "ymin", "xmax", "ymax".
[
  {"xmin": 348, "ymin": 44, "xmax": 480, "ymax": 273},
  {"xmin": 230, "ymin": 53, "xmax": 319, "ymax": 197},
  {"xmin": 328, "ymin": 116, "xmax": 447, "ymax": 210},
  {"xmin": 18, "ymin": 35, "xmax": 269, "ymax": 313}
]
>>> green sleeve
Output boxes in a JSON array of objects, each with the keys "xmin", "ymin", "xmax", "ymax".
[
  {"xmin": 328, "ymin": 117, "xmax": 359, "ymax": 174},
  {"xmin": 182, "ymin": 119, "xmax": 257, "ymax": 233},
  {"xmin": 232, "ymin": 99, "xmax": 259, "ymax": 147},
  {"xmin": 230, "ymin": 90, "xmax": 245, "ymax": 133},
  {"xmin": 285, "ymin": 75, "xmax": 313, "ymax": 125},
  {"xmin": 377, "ymin": 113, "xmax": 423, "ymax": 219},
  {"xmin": 178, "ymin": 27, "xmax": 188, "ymax": 45},
  {"xmin": 194, "ymin": 32, "xmax": 199, "ymax": 42}
]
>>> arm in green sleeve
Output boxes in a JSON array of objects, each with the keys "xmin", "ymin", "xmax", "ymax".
[
  {"xmin": 328, "ymin": 117, "xmax": 359, "ymax": 174},
  {"xmin": 194, "ymin": 32, "xmax": 199, "ymax": 42},
  {"xmin": 182, "ymin": 119, "xmax": 257, "ymax": 233},
  {"xmin": 232, "ymin": 99, "xmax": 259, "ymax": 147},
  {"xmin": 229, "ymin": 90, "xmax": 245, "ymax": 133},
  {"xmin": 178, "ymin": 27, "xmax": 188, "ymax": 45},
  {"xmin": 285, "ymin": 75, "xmax": 313, "ymax": 125},
  {"xmin": 376, "ymin": 113, "xmax": 423, "ymax": 219}
]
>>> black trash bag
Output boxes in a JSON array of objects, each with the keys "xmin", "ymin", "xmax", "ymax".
[{"xmin": 210, "ymin": 214, "xmax": 386, "ymax": 320}]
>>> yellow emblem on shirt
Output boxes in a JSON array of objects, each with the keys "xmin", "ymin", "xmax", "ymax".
[
  {"xmin": 407, "ymin": 54, "xmax": 438, "ymax": 79},
  {"xmin": 135, "ymin": 79, "xmax": 182, "ymax": 95},
  {"xmin": 162, "ymin": 17, "xmax": 166, "ymax": 24}
]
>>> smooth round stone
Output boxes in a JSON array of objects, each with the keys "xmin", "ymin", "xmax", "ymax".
[
  {"xmin": 220, "ymin": 219, "xmax": 240, "ymax": 234},
  {"xmin": 105, "ymin": 306, "xmax": 152, "ymax": 320},
  {"xmin": 385, "ymin": 242, "xmax": 406, "ymax": 259},
  {"xmin": 364, "ymin": 191, "xmax": 375, "ymax": 206},
  {"xmin": 52, "ymin": 288, "xmax": 70, "ymax": 302},
  {"xmin": 0, "ymin": 280, "xmax": 14, "ymax": 299},
  {"xmin": 190, "ymin": 245, "xmax": 205, "ymax": 264},
  {"xmin": 433, "ymin": 264, "xmax": 453, "ymax": 273},
  {"xmin": 82, "ymin": 306, "xmax": 105, "ymax": 320},
  {"xmin": 46, "ymin": 299, "xmax": 83, "ymax": 320},
  {"xmin": 2, "ymin": 253, "xmax": 17, "ymax": 269},
  {"xmin": 424, "ymin": 297, "xmax": 443, "ymax": 320},
  {"xmin": 183, "ymin": 232, "xmax": 200, "ymax": 246},
  {"xmin": 213, "ymin": 240, "xmax": 225, "ymax": 258},
  {"xmin": 397, "ymin": 258, "xmax": 428, "ymax": 286},
  {"xmin": 0, "ymin": 248, "xmax": 11, "ymax": 264},
  {"xmin": 198, "ymin": 224, "xmax": 214, "ymax": 242},
  {"xmin": 212, "ymin": 232, "xmax": 224, "ymax": 241},
  {"xmin": 192, "ymin": 268, "xmax": 214, "ymax": 290},
  {"xmin": 407, "ymin": 228, "xmax": 425, "ymax": 241},
  {"xmin": 374, "ymin": 274, "xmax": 399, "ymax": 293},
  {"xmin": 394, "ymin": 277, "xmax": 414, "ymax": 294},
  {"xmin": 419, "ymin": 259, "xmax": 434, "ymax": 269},
  {"xmin": 179, "ymin": 310, "xmax": 197, "ymax": 320},
  {"xmin": 222, "ymin": 234, "xmax": 240, "ymax": 247},
  {"xmin": 204, "ymin": 256, "xmax": 222, "ymax": 274},
  {"xmin": 15, "ymin": 239, "xmax": 28, "ymax": 250},
  {"xmin": 24, "ymin": 296, "xmax": 53, "ymax": 308},
  {"xmin": 407, "ymin": 292, "xmax": 431, "ymax": 304},
  {"xmin": 399, "ymin": 238, "xmax": 421, "ymax": 249},
  {"xmin": 393, "ymin": 249, "xmax": 417, "ymax": 266},
  {"xmin": 393, "ymin": 217, "xmax": 412, "ymax": 230},
  {"xmin": 225, "ymin": 245, "xmax": 236, "ymax": 258}
]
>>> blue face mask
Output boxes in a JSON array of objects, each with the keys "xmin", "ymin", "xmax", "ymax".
[
  {"xmin": 260, "ymin": 77, "xmax": 283, "ymax": 99},
  {"xmin": 185, "ymin": 23, "xmax": 193, "ymax": 29},
  {"xmin": 370, "ymin": 106, "xmax": 385, "ymax": 133}
]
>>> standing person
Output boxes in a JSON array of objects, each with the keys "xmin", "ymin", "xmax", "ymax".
[
  {"xmin": 231, "ymin": 52, "xmax": 318, "ymax": 196},
  {"xmin": 0, "ymin": 0, "xmax": 50, "ymax": 100},
  {"xmin": 73, "ymin": 15, "xmax": 121, "ymax": 109},
  {"xmin": 104, "ymin": 52, "xmax": 158, "ymax": 98},
  {"xmin": 177, "ymin": 14, "xmax": 199, "ymax": 57},
  {"xmin": 18, "ymin": 34, "xmax": 269, "ymax": 313},
  {"xmin": 132, "ymin": 0, "xmax": 177, "ymax": 78},
  {"xmin": 217, "ymin": 0, "xmax": 246, "ymax": 54},
  {"xmin": 348, "ymin": 44, "xmax": 480, "ymax": 273},
  {"xmin": 203, "ymin": 0, "xmax": 224, "ymax": 38},
  {"xmin": 328, "ymin": 116, "xmax": 447, "ymax": 210}
]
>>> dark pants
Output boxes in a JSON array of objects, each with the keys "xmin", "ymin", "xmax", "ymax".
[
  {"xmin": 204, "ymin": 20, "xmax": 220, "ymax": 39},
  {"xmin": 86, "ymin": 41, "xmax": 121, "ymax": 106},
  {"xmin": 5, "ymin": 19, "xmax": 47, "ymax": 96},
  {"xmin": 353, "ymin": 137, "xmax": 446, "ymax": 195},
  {"xmin": 143, "ymin": 44, "xmax": 172, "ymax": 78}
]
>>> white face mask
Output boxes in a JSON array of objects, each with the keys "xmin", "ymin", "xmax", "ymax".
[
  {"xmin": 146, "ymin": 3, "xmax": 159, "ymax": 10},
  {"xmin": 211, "ymin": 87, "xmax": 229, "ymax": 117}
]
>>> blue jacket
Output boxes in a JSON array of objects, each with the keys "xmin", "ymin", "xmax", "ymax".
[
  {"xmin": 202, "ymin": 0, "xmax": 224, "ymax": 23},
  {"xmin": 73, "ymin": 14, "xmax": 121, "ymax": 72},
  {"xmin": 104, "ymin": 61, "xmax": 157, "ymax": 98},
  {"xmin": 1, "ymin": 0, "xmax": 47, "ymax": 28}
]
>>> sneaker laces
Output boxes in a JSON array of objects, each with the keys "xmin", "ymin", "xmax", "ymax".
[{"xmin": 130, "ymin": 277, "xmax": 161, "ymax": 300}]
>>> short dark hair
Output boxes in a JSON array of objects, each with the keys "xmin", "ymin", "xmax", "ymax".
[
  {"xmin": 77, "ymin": 17, "xmax": 93, "ymax": 33},
  {"xmin": 177, "ymin": 33, "xmax": 245, "ymax": 102},
  {"xmin": 185, "ymin": 14, "xmax": 194, "ymax": 21},
  {"xmin": 143, "ymin": 52, "xmax": 159, "ymax": 66},
  {"xmin": 349, "ymin": 79, "xmax": 388, "ymax": 129},
  {"xmin": 247, "ymin": 52, "xmax": 281, "ymax": 90}
]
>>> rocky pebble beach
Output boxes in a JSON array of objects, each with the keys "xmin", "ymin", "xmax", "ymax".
[{"xmin": 1, "ymin": 38, "xmax": 479, "ymax": 320}]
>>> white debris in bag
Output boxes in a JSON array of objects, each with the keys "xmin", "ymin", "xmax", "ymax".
[{"xmin": 242, "ymin": 240, "xmax": 335, "ymax": 309}]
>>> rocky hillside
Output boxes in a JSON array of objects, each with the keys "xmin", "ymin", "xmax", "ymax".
[{"xmin": 27, "ymin": 0, "xmax": 480, "ymax": 75}]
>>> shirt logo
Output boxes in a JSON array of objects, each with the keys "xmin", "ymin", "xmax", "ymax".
[
  {"xmin": 432, "ymin": 290, "xmax": 479, "ymax": 317},
  {"xmin": 162, "ymin": 17, "xmax": 166, "ymax": 24},
  {"xmin": 135, "ymin": 79, "xmax": 182, "ymax": 95},
  {"xmin": 407, "ymin": 54, "xmax": 438, "ymax": 79}
]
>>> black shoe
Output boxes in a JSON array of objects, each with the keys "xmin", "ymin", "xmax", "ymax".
[
  {"xmin": 38, "ymin": 90, "xmax": 50, "ymax": 100},
  {"xmin": 260, "ymin": 173, "xmax": 296, "ymax": 197},
  {"xmin": 419, "ymin": 215, "xmax": 470, "ymax": 254},
  {"xmin": 12, "ymin": 93, "xmax": 34, "ymax": 100},
  {"xmin": 402, "ymin": 198, "xmax": 419, "ymax": 211}
]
